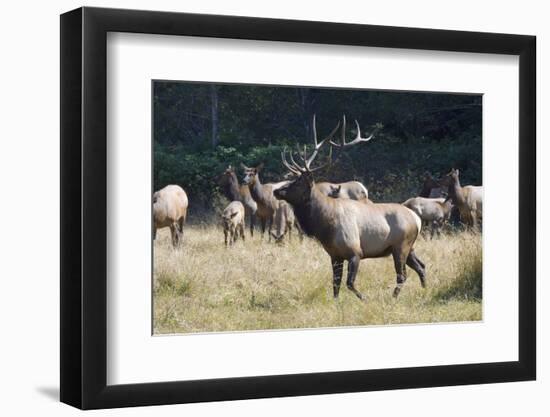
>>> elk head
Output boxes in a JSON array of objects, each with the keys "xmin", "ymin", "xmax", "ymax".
[
  {"xmin": 328, "ymin": 184, "xmax": 342, "ymax": 198},
  {"xmin": 241, "ymin": 163, "xmax": 264, "ymax": 186},
  {"xmin": 274, "ymin": 115, "xmax": 375, "ymax": 204},
  {"xmin": 440, "ymin": 168, "xmax": 460, "ymax": 187}
]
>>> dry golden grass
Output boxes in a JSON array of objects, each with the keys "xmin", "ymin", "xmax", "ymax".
[{"xmin": 153, "ymin": 224, "xmax": 482, "ymax": 334}]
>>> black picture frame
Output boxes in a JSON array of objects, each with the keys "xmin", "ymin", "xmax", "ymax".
[{"xmin": 60, "ymin": 6, "xmax": 536, "ymax": 410}]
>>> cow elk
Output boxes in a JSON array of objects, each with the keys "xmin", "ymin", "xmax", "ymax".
[
  {"xmin": 221, "ymin": 201, "xmax": 245, "ymax": 246},
  {"xmin": 274, "ymin": 115, "xmax": 425, "ymax": 300},
  {"xmin": 153, "ymin": 184, "xmax": 188, "ymax": 248},
  {"xmin": 241, "ymin": 163, "xmax": 284, "ymax": 241},
  {"xmin": 441, "ymin": 169, "xmax": 483, "ymax": 228},
  {"xmin": 402, "ymin": 197, "xmax": 453, "ymax": 238},
  {"xmin": 219, "ymin": 165, "xmax": 258, "ymax": 236},
  {"xmin": 419, "ymin": 172, "xmax": 444, "ymax": 198}
]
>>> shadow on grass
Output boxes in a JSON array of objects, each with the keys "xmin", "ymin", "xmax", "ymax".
[{"xmin": 434, "ymin": 255, "xmax": 482, "ymax": 302}]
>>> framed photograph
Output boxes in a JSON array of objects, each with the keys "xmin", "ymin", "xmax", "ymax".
[{"xmin": 60, "ymin": 6, "xmax": 536, "ymax": 410}]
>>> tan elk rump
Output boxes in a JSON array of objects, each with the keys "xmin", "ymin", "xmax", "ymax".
[
  {"xmin": 221, "ymin": 201, "xmax": 245, "ymax": 246},
  {"xmin": 153, "ymin": 184, "xmax": 188, "ymax": 248},
  {"xmin": 402, "ymin": 197, "xmax": 453, "ymax": 238},
  {"xmin": 274, "ymin": 115, "xmax": 425, "ymax": 300},
  {"xmin": 324, "ymin": 181, "xmax": 371, "ymax": 203}
]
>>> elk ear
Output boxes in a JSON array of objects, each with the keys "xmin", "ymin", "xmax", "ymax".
[
  {"xmin": 256, "ymin": 163, "xmax": 264, "ymax": 172},
  {"xmin": 240, "ymin": 163, "xmax": 248, "ymax": 170}
]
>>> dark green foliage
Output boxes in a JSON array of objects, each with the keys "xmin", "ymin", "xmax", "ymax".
[{"xmin": 153, "ymin": 81, "xmax": 482, "ymax": 209}]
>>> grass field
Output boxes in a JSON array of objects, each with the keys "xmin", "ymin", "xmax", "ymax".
[{"xmin": 153, "ymin": 223, "xmax": 482, "ymax": 334}]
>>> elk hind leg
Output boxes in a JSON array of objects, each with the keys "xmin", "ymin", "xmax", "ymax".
[
  {"xmin": 169, "ymin": 223, "xmax": 179, "ymax": 248},
  {"xmin": 346, "ymin": 255, "xmax": 365, "ymax": 301},
  {"xmin": 406, "ymin": 249, "xmax": 426, "ymax": 288},
  {"xmin": 240, "ymin": 222, "xmax": 245, "ymax": 241},
  {"xmin": 392, "ymin": 247, "xmax": 409, "ymax": 298},
  {"xmin": 331, "ymin": 258, "xmax": 344, "ymax": 299}
]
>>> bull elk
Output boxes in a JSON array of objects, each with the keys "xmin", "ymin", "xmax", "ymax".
[
  {"xmin": 153, "ymin": 184, "xmax": 188, "ymax": 248},
  {"xmin": 219, "ymin": 165, "xmax": 258, "ymax": 236},
  {"xmin": 440, "ymin": 168, "xmax": 483, "ymax": 228},
  {"xmin": 274, "ymin": 116, "xmax": 425, "ymax": 300}
]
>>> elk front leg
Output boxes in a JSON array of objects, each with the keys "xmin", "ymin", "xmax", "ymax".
[
  {"xmin": 331, "ymin": 257, "xmax": 344, "ymax": 298},
  {"xmin": 260, "ymin": 217, "xmax": 266, "ymax": 239},
  {"xmin": 346, "ymin": 255, "xmax": 365, "ymax": 301},
  {"xmin": 224, "ymin": 228, "xmax": 228, "ymax": 247},
  {"xmin": 249, "ymin": 213, "xmax": 255, "ymax": 237},
  {"xmin": 267, "ymin": 214, "xmax": 274, "ymax": 243}
]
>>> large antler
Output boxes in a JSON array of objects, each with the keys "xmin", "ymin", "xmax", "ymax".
[
  {"xmin": 281, "ymin": 115, "xmax": 376, "ymax": 175},
  {"xmin": 330, "ymin": 115, "xmax": 377, "ymax": 148},
  {"xmin": 287, "ymin": 114, "xmax": 340, "ymax": 173}
]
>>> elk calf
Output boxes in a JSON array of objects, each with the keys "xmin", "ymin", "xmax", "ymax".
[
  {"xmin": 403, "ymin": 197, "xmax": 453, "ymax": 238},
  {"xmin": 222, "ymin": 201, "xmax": 245, "ymax": 246},
  {"xmin": 153, "ymin": 185, "xmax": 188, "ymax": 248}
]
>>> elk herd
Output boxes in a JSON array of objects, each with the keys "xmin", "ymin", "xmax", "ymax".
[{"xmin": 153, "ymin": 116, "xmax": 483, "ymax": 302}]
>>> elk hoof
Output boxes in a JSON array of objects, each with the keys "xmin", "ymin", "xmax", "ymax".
[{"xmin": 393, "ymin": 286, "xmax": 402, "ymax": 298}]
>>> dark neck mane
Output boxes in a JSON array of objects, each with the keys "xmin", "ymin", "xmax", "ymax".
[
  {"xmin": 289, "ymin": 187, "xmax": 334, "ymax": 241},
  {"xmin": 222, "ymin": 173, "xmax": 242, "ymax": 202}
]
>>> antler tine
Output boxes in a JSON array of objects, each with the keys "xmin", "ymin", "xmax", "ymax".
[
  {"xmin": 329, "ymin": 115, "xmax": 346, "ymax": 147},
  {"xmin": 309, "ymin": 143, "xmax": 333, "ymax": 173},
  {"xmin": 331, "ymin": 117, "xmax": 376, "ymax": 148},
  {"xmin": 289, "ymin": 146, "xmax": 306, "ymax": 171},
  {"xmin": 305, "ymin": 120, "xmax": 341, "ymax": 169},
  {"xmin": 281, "ymin": 148, "xmax": 302, "ymax": 174},
  {"xmin": 312, "ymin": 114, "xmax": 318, "ymax": 147}
]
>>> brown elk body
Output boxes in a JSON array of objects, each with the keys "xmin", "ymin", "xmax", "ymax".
[
  {"xmin": 153, "ymin": 184, "xmax": 188, "ymax": 247},
  {"xmin": 402, "ymin": 197, "xmax": 453, "ymax": 238},
  {"xmin": 441, "ymin": 169, "xmax": 483, "ymax": 228},
  {"xmin": 270, "ymin": 200, "xmax": 297, "ymax": 243},
  {"xmin": 242, "ymin": 163, "xmax": 282, "ymax": 241},
  {"xmin": 275, "ymin": 116, "xmax": 425, "ymax": 300},
  {"xmin": 219, "ymin": 166, "xmax": 257, "ymax": 236},
  {"xmin": 222, "ymin": 201, "xmax": 245, "ymax": 246}
]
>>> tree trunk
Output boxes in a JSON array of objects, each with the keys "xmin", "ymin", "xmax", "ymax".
[{"xmin": 210, "ymin": 85, "xmax": 219, "ymax": 148}]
